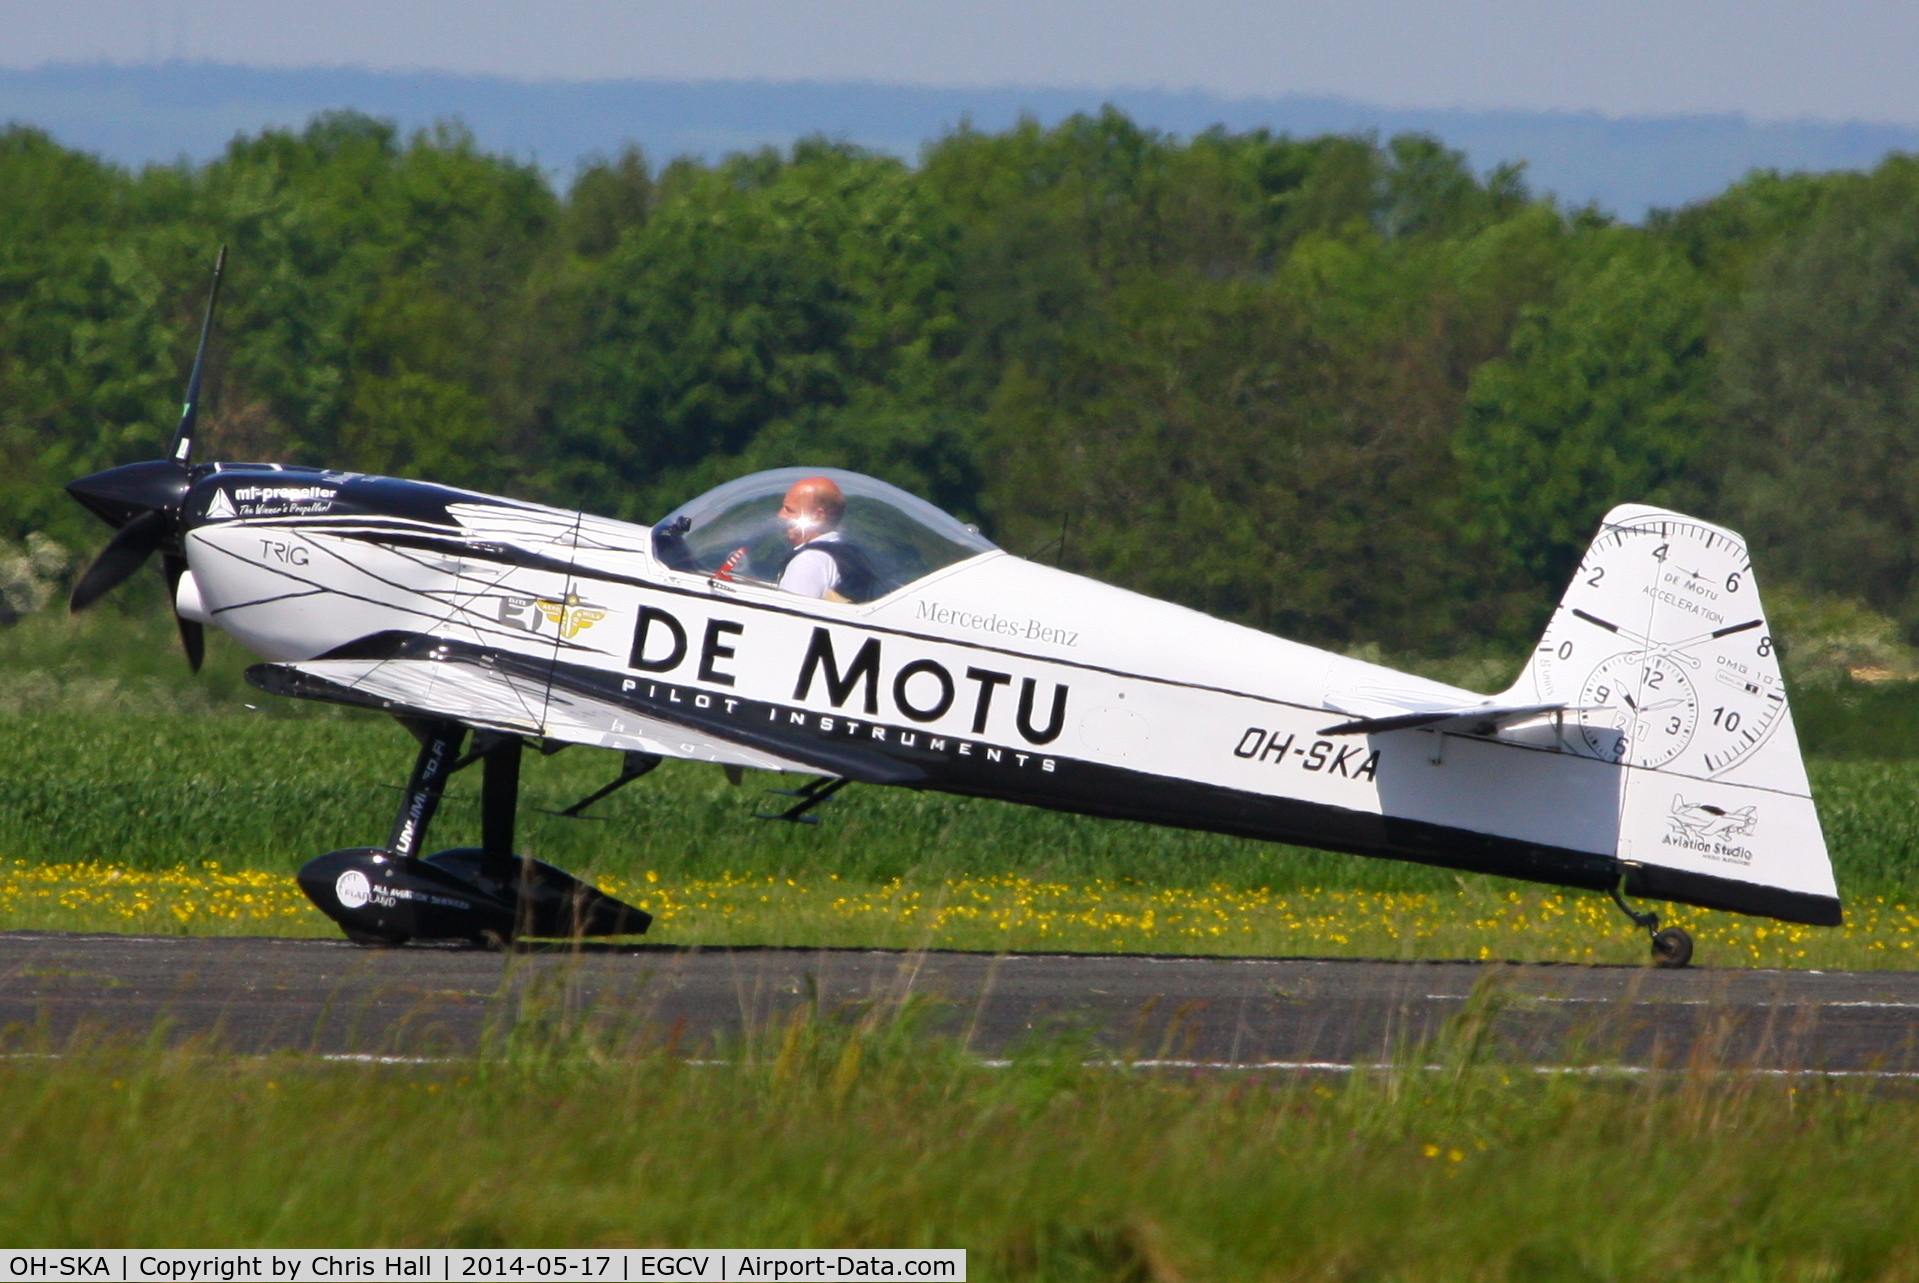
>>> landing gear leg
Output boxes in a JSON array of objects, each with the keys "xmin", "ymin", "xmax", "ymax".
[
  {"xmin": 475, "ymin": 734, "xmax": 522, "ymax": 946},
  {"xmin": 296, "ymin": 725, "xmax": 652, "ymax": 945},
  {"xmin": 388, "ymin": 720, "xmax": 466, "ymax": 861},
  {"xmin": 427, "ymin": 729, "xmax": 653, "ymax": 940},
  {"xmin": 296, "ymin": 720, "xmax": 513, "ymax": 947},
  {"xmin": 1609, "ymin": 880, "xmax": 1693, "ymax": 968},
  {"xmin": 479, "ymin": 733, "xmax": 521, "ymax": 877}
]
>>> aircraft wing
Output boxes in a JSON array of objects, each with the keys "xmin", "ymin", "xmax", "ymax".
[
  {"xmin": 1319, "ymin": 701, "xmax": 1585, "ymax": 737},
  {"xmin": 246, "ymin": 653, "xmax": 826, "ymax": 776}
]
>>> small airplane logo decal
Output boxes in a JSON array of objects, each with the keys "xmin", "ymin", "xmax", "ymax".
[
  {"xmin": 1669, "ymin": 796, "xmax": 1758, "ymax": 840},
  {"xmin": 537, "ymin": 593, "xmax": 608, "ymax": 639},
  {"xmin": 206, "ymin": 489, "xmax": 237, "ymax": 520}
]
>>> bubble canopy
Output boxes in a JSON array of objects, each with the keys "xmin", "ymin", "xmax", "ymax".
[{"xmin": 651, "ymin": 468, "xmax": 997, "ymax": 602}]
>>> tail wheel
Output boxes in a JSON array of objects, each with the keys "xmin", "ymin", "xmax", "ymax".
[{"xmin": 1651, "ymin": 926, "xmax": 1694, "ymax": 968}]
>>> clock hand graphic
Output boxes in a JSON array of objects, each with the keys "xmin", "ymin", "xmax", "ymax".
[
  {"xmin": 1571, "ymin": 609, "xmax": 1762, "ymax": 668},
  {"xmin": 1615, "ymin": 693, "xmax": 1685, "ymax": 715}
]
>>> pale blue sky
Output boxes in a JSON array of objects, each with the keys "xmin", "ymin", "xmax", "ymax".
[{"xmin": 5, "ymin": 0, "xmax": 1918, "ymax": 125}]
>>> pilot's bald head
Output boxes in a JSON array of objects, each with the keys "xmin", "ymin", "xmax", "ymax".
[{"xmin": 778, "ymin": 476, "xmax": 846, "ymax": 546}]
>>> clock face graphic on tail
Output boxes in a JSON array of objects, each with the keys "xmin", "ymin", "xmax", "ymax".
[
  {"xmin": 1530, "ymin": 507, "xmax": 1788, "ymax": 776},
  {"xmin": 1578, "ymin": 651, "xmax": 1698, "ymax": 766}
]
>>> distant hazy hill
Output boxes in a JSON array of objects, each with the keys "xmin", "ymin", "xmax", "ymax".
[{"xmin": 6, "ymin": 62, "xmax": 1917, "ymax": 217}]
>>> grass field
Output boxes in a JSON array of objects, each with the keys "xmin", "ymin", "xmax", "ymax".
[
  {"xmin": 4, "ymin": 1007, "xmax": 1918, "ymax": 1275},
  {"xmin": 4, "ymin": 609, "xmax": 1919, "ymax": 965},
  {"xmin": 1, "ymin": 704, "xmax": 1917, "ymax": 966},
  {"xmin": 9, "ymin": 603, "xmax": 1919, "ymax": 1267},
  {"xmin": 11, "ymin": 652, "xmax": 1919, "ymax": 958}
]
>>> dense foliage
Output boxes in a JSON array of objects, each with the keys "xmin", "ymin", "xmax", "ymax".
[{"xmin": 4, "ymin": 108, "xmax": 1916, "ymax": 653}]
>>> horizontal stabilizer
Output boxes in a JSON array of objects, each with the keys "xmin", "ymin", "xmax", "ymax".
[{"xmin": 1320, "ymin": 702, "xmax": 1583, "ymax": 737}]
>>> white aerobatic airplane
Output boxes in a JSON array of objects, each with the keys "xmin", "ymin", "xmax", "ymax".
[{"xmin": 64, "ymin": 251, "xmax": 1839, "ymax": 963}]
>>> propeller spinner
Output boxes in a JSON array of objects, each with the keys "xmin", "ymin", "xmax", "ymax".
[{"xmin": 66, "ymin": 245, "xmax": 226, "ymax": 671}]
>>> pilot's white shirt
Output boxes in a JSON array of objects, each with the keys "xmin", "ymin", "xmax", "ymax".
[{"xmin": 779, "ymin": 530, "xmax": 844, "ymax": 599}]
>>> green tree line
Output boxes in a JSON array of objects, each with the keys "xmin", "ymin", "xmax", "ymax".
[{"xmin": 4, "ymin": 108, "xmax": 1917, "ymax": 656}]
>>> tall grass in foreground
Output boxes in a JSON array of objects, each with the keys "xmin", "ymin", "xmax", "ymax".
[{"xmin": 2, "ymin": 1007, "xmax": 1916, "ymax": 1275}]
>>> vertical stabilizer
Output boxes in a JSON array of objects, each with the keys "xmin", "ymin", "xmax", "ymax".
[{"xmin": 1506, "ymin": 504, "xmax": 1839, "ymax": 925}]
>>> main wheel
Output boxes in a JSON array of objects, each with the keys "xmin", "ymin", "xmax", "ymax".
[{"xmin": 1651, "ymin": 926, "xmax": 1693, "ymax": 968}]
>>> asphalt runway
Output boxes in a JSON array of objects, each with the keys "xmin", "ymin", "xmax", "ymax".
[{"xmin": 2, "ymin": 932, "xmax": 1918, "ymax": 1072}]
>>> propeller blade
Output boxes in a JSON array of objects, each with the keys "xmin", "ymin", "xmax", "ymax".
[
  {"xmin": 69, "ymin": 509, "xmax": 168, "ymax": 613},
  {"xmin": 163, "ymin": 554, "xmax": 206, "ymax": 673},
  {"xmin": 167, "ymin": 244, "xmax": 227, "ymax": 467},
  {"xmin": 176, "ymin": 616, "xmax": 206, "ymax": 673}
]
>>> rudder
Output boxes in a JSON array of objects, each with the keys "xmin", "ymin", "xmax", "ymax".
[{"xmin": 1505, "ymin": 504, "xmax": 1838, "ymax": 924}]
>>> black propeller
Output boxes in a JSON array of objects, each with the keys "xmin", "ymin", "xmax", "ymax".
[
  {"xmin": 66, "ymin": 245, "xmax": 226, "ymax": 672},
  {"xmin": 68, "ymin": 509, "xmax": 170, "ymax": 612},
  {"xmin": 162, "ymin": 554, "xmax": 205, "ymax": 672}
]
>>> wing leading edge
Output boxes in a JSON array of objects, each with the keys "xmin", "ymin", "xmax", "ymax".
[
  {"xmin": 247, "ymin": 628, "xmax": 929, "ymax": 786},
  {"xmin": 247, "ymin": 652, "xmax": 823, "ymax": 775}
]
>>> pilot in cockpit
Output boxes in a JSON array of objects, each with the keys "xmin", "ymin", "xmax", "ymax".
[{"xmin": 776, "ymin": 475, "xmax": 878, "ymax": 603}]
